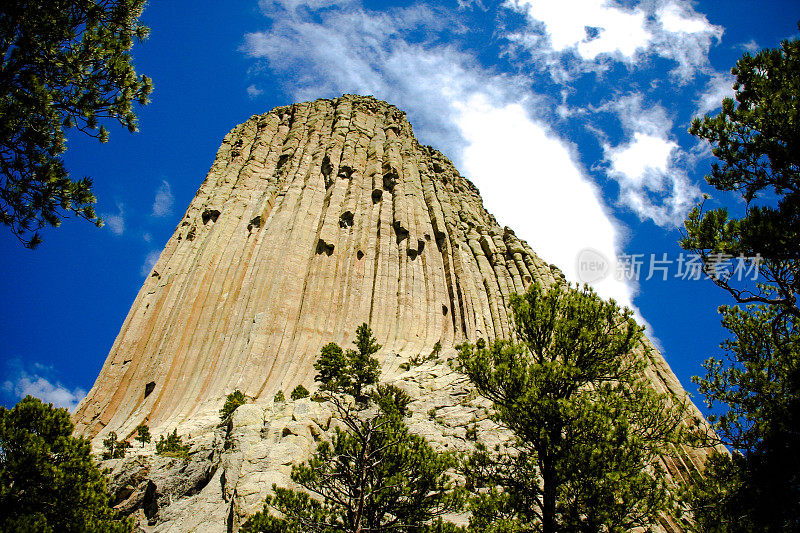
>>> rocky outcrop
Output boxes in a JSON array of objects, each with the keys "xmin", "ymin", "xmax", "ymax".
[
  {"xmin": 73, "ymin": 95, "xmax": 568, "ymax": 440},
  {"xmin": 73, "ymin": 95, "xmax": 715, "ymax": 531}
]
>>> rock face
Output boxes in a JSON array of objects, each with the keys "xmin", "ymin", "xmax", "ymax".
[{"xmin": 73, "ymin": 95, "xmax": 713, "ymax": 531}]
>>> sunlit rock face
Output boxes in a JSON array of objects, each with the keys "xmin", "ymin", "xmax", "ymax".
[
  {"xmin": 73, "ymin": 95, "xmax": 566, "ymax": 439},
  {"xmin": 72, "ymin": 95, "xmax": 713, "ymax": 532}
]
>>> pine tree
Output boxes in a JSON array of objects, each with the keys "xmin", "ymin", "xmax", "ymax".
[
  {"xmin": 102, "ymin": 431, "xmax": 130, "ymax": 459},
  {"xmin": 290, "ymin": 384, "xmax": 310, "ymax": 400},
  {"xmin": 682, "ymin": 26, "xmax": 800, "ymax": 531},
  {"xmin": 242, "ymin": 324, "xmax": 464, "ymax": 533},
  {"xmin": 0, "ymin": 396, "xmax": 132, "ymax": 531},
  {"xmin": 219, "ymin": 390, "xmax": 248, "ymax": 424},
  {"xmin": 135, "ymin": 423, "xmax": 151, "ymax": 448},
  {"xmin": 457, "ymin": 283, "xmax": 690, "ymax": 533},
  {"xmin": 682, "ymin": 26, "xmax": 799, "ymax": 318},
  {"xmin": 0, "ymin": 0, "xmax": 153, "ymax": 247},
  {"xmin": 155, "ymin": 429, "xmax": 189, "ymax": 459}
]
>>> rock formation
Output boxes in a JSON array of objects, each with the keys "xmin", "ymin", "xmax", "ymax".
[{"xmin": 73, "ymin": 95, "xmax": 714, "ymax": 531}]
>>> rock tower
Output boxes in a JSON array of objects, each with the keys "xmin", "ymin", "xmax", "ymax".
[{"xmin": 73, "ymin": 95, "xmax": 712, "ymax": 531}]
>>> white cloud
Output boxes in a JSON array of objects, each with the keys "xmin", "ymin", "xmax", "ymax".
[
  {"xmin": 503, "ymin": 0, "xmax": 722, "ymax": 81},
  {"xmin": 505, "ymin": 0, "xmax": 652, "ymax": 61},
  {"xmin": 3, "ymin": 363, "xmax": 86, "ymax": 412},
  {"xmin": 739, "ymin": 39, "xmax": 759, "ymax": 53},
  {"xmin": 103, "ymin": 202, "xmax": 125, "ymax": 235},
  {"xmin": 141, "ymin": 250, "xmax": 160, "ymax": 276},
  {"xmin": 605, "ymin": 132, "xmax": 700, "ymax": 226},
  {"xmin": 653, "ymin": 2, "xmax": 723, "ymax": 80},
  {"xmin": 246, "ymin": 84, "xmax": 264, "ymax": 98},
  {"xmin": 455, "ymin": 95, "xmax": 631, "ymax": 305},
  {"xmin": 694, "ymin": 71, "xmax": 734, "ymax": 116},
  {"xmin": 594, "ymin": 93, "xmax": 702, "ymax": 226},
  {"xmin": 242, "ymin": 0, "xmax": 635, "ymax": 308},
  {"xmin": 151, "ymin": 180, "xmax": 174, "ymax": 218}
]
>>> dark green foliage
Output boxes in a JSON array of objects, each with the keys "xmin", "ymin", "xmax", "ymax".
[
  {"xmin": 313, "ymin": 323, "xmax": 381, "ymax": 400},
  {"xmin": 243, "ymin": 324, "xmax": 464, "ymax": 532},
  {"xmin": 682, "ymin": 27, "xmax": 799, "ymax": 317},
  {"xmin": 102, "ymin": 431, "xmax": 130, "ymax": 459},
  {"xmin": 682, "ymin": 28, "xmax": 800, "ymax": 532},
  {"xmin": 134, "ymin": 423, "xmax": 151, "ymax": 447},
  {"xmin": 0, "ymin": 396, "xmax": 132, "ymax": 532},
  {"xmin": 0, "ymin": 0, "xmax": 153, "ymax": 247},
  {"xmin": 273, "ymin": 390, "xmax": 285, "ymax": 402},
  {"xmin": 155, "ymin": 429, "xmax": 189, "ymax": 459},
  {"xmin": 457, "ymin": 283, "xmax": 689, "ymax": 533},
  {"xmin": 687, "ymin": 306, "xmax": 800, "ymax": 531},
  {"xmin": 290, "ymin": 384, "xmax": 310, "ymax": 400},
  {"xmin": 220, "ymin": 389, "xmax": 248, "ymax": 423}
]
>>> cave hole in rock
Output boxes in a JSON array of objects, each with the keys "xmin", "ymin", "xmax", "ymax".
[
  {"xmin": 277, "ymin": 153, "xmax": 290, "ymax": 171},
  {"xmin": 247, "ymin": 216, "xmax": 262, "ymax": 232},
  {"xmin": 417, "ymin": 239, "xmax": 425, "ymax": 253},
  {"xmin": 442, "ymin": 304, "xmax": 448, "ymax": 316},
  {"xmin": 144, "ymin": 381, "xmax": 156, "ymax": 398},
  {"xmin": 316, "ymin": 239, "xmax": 335, "ymax": 256},
  {"xmin": 372, "ymin": 188, "xmax": 383, "ymax": 204},
  {"xmin": 393, "ymin": 222, "xmax": 409, "ymax": 244},
  {"xmin": 407, "ymin": 248, "xmax": 418, "ymax": 260},
  {"xmin": 357, "ymin": 250, "xmax": 364, "ymax": 260},
  {"xmin": 339, "ymin": 211, "xmax": 354, "ymax": 228},
  {"xmin": 382, "ymin": 172, "xmax": 397, "ymax": 193},
  {"xmin": 321, "ymin": 155, "xmax": 333, "ymax": 178},
  {"xmin": 202, "ymin": 209, "xmax": 220, "ymax": 225},
  {"xmin": 186, "ymin": 227, "xmax": 196, "ymax": 241},
  {"xmin": 435, "ymin": 231, "xmax": 446, "ymax": 252},
  {"xmin": 338, "ymin": 165, "xmax": 354, "ymax": 180}
]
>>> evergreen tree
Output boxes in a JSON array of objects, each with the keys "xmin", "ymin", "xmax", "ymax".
[
  {"xmin": 135, "ymin": 423, "xmax": 151, "ymax": 448},
  {"xmin": 220, "ymin": 390, "xmax": 248, "ymax": 424},
  {"xmin": 687, "ymin": 306, "xmax": 800, "ymax": 531},
  {"xmin": 0, "ymin": 396, "xmax": 132, "ymax": 532},
  {"xmin": 242, "ymin": 324, "xmax": 464, "ymax": 533},
  {"xmin": 681, "ymin": 27, "xmax": 799, "ymax": 318},
  {"xmin": 681, "ymin": 26, "xmax": 800, "ymax": 531},
  {"xmin": 155, "ymin": 429, "xmax": 189, "ymax": 459},
  {"xmin": 290, "ymin": 384, "xmax": 310, "ymax": 400},
  {"xmin": 457, "ymin": 283, "xmax": 689, "ymax": 533},
  {"xmin": 102, "ymin": 431, "xmax": 130, "ymax": 459},
  {"xmin": 0, "ymin": 0, "xmax": 153, "ymax": 247}
]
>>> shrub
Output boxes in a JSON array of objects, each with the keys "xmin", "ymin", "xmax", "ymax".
[
  {"xmin": 291, "ymin": 385, "xmax": 310, "ymax": 400},
  {"xmin": 220, "ymin": 390, "xmax": 248, "ymax": 423},
  {"xmin": 155, "ymin": 429, "xmax": 190, "ymax": 459}
]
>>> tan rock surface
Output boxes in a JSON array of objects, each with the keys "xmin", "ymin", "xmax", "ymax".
[{"xmin": 74, "ymin": 95, "xmax": 714, "ymax": 531}]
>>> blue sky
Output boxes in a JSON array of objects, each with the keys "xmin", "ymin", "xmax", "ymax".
[{"xmin": 1, "ymin": 0, "xmax": 797, "ymax": 412}]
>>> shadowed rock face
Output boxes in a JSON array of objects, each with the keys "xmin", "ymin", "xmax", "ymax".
[{"xmin": 73, "ymin": 95, "xmax": 568, "ymax": 439}]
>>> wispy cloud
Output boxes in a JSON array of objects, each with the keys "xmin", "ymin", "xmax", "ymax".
[
  {"xmin": 2, "ymin": 361, "xmax": 86, "ymax": 412},
  {"xmin": 694, "ymin": 71, "xmax": 734, "ymax": 116},
  {"xmin": 151, "ymin": 180, "xmax": 174, "ymax": 218},
  {"xmin": 103, "ymin": 202, "xmax": 125, "ymax": 235},
  {"xmin": 141, "ymin": 250, "xmax": 160, "ymax": 276},
  {"xmin": 247, "ymin": 84, "xmax": 264, "ymax": 98},
  {"xmin": 599, "ymin": 94, "xmax": 701, "ymax": 226},
  {"xmin": 503, "ymin": 0, "xmax": 722, "ymax": 81}
]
